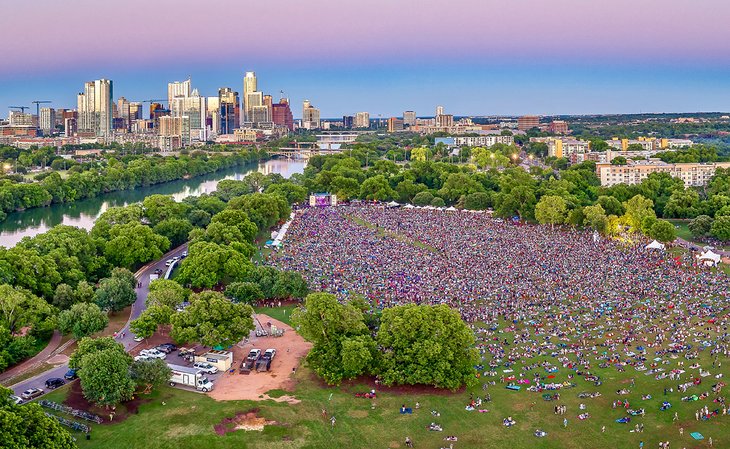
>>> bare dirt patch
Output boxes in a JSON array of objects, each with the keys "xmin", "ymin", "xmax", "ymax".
[
  {"xmin": 213, "ymin": 409, "xmax": 278, "ymax": 434},
  {"xmin": 208, "ymin": 314, "xmax": 312, "ymax": 402},
  {"xmin": 63, "ymin": 380, "xmax": 153, "ymax": 424}
]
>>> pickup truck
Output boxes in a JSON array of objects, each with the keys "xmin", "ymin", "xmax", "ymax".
[
  {"xmin": 256, "ymin": 348, "xmax": 276, "ymax": 372},
  {"xmin": 239, "ymin": 349, "xmax": 261, "ymax": 374}
]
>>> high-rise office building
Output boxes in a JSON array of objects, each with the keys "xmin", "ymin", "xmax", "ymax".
[
  {"xmin": 251, "ymin": 105, "xmax": 269, "ymax": 125},
  {"xmin": 263, "ymin": 94, "xmax": 273, "ymax": 121},
  {"xmin": 150, "ymin": 103, "xmax": 169, "ymax": 121},
  {"xmin": 302, "ymin": 100, "xmax": 320, "ymax": 130},
  {"xmin": 77, "ymin": 79, "xmax": 113, "ymax": 138},
  {"xmin": 170, "ymin": 87, "xmax": 206, "ymax": 142},
  {"xmin": 168, "ymin": 79, "xmax": 191, "ymax": 105},
  {"xmin": 206, "ymin": 97, "xmax": 220, "ymax": 135},
  {"xmin": 129, "ymin": 102, "xmax": 143, "ymax": 121},
  {"xmin": 117, "ymin": 97, "xmax": 130, "ymax": 130},
  {"xmin": 39, "ymin": 108, "xmax": 56, "ymax": 135},
  {"xmin": 355, "ymin": 112, "xmax": 370, "ymax": 128},
  {"xmin": 242, "ymin": 71, "xmax": 257, "ymax": 122},
  {"xmin": 436, "ymin": 105, "xmax": 444, "ymax": 116},
  {"xmin": 343, "ymin": 116, "xmax": 354, "ymax": 129},
  {"xmin": 271, "ymin": 98, "xmax": 294, "ymax": 131},
  {"xmin": 245, "ymin": 91, "xmax": 264, "ymax": 123},
  {"xmin": 218, "ymin": 87, "xmax": 240, "ymax": 134},
  {"xmin": 403, "ymin": 110, "xmax": 416, "ymax": 127}
]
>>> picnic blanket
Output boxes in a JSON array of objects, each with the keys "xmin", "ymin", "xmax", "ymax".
[
  {"xmin": 690, "ymin": 432, "xmax": 704, "ymax": 440},
  {"xmin": 399, "ymin": 408, "xmax": 413, "ymax": 414},
  {"xmin": 506, "ymin": 385, "xmax": 521, "ymax": 391}
]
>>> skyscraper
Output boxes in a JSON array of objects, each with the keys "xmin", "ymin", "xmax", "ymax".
[
  {"xmin": 218, "ymin": 87, "xmax": 240, "ymax": 134},
  {"xmin": 403, "ymin": 110, "xmax": 416, "ymax": 127},
  {"xmin": 242, "ymin": 71, "xmax": 257, "ymax": 122},
  {"xmin": 170, "ymin": 86, "xmax": 206, "ymax": 142},
  {"xmin": 355, "ymin": 112, "xmax": 370, "ymax": 128},
  {"xmin": 342, "ymin": 116, "xmax": 354, "ymax": 129},
  {"xmin": 77, "ymin": 79, "xmax": 113, "ymax": 138},
  {"xmin": 271, "ymin": 97, "xmax": 294, "ymax": 131},
  {"xmin": 168, "ymin": 79, "xmax": 191, "ymax": 105},
  {"xmin": 39, "ymin": 108, "xmax": 56, "ymax": 135},
  {"xmin": 302, "ymin": 100, "xmax": 320, "ymax": 130}
]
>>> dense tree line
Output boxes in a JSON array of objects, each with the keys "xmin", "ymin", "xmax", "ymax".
[{"xmin": 0, "ymin": 148, "xmax": 266, "ymax": 221}]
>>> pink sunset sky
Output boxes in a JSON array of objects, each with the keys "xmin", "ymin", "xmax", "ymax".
[{"xmin": 1, "ymin": 0, "xmax": 729, "ymax": 115}]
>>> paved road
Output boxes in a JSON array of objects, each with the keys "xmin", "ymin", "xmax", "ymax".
[{"xmin": 10, "ymin": 244, "xmax": 188, "ymax": 400}]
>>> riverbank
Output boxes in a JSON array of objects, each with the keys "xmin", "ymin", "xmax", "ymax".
[{"xmin": 0, "ymin": 158, "xmax": 306, "ymax": 247}]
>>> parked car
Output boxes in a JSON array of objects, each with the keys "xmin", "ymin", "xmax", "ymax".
[
  {"xmin": 133, "ymin": 335, "xmax": 144, "ymax": 342},
  {"xmin": 63, "ymin": 369, "xmax": 77, "ymax": 380},
  {"xmin": 140, "ymin": 349, "xmax": 166, "ymax": 359},
  {"xmin": 45, "ymin": 378, "xmax": 65, "ymax": 390},
  {"xmin": 153, "ymin": 268, "xmax": 163, "ymax": 275},
  {"xmin": 164, "ymin": 259, "xmax": 174, "ymax": 267},
  {"xmin": 156, "ymin": 343, "xmax": 177, "ymax": 354},
  {"xmin": 21, "ymin": 388, "xmax": 44, "ymax": 400},
  {"xmin": 134, "ymin": 355, "xmax": 151, "ymax": 362},
  {"xmin": 9, "ymin": 394, "xmax": 23, "ymax": 405},
  {"xmin": 181, "ymin": 251, "xmax": 188, "ymax": 259},
  {"xmin": 193, "ymin": 362, "xmax": 219, "ymax": 374}
]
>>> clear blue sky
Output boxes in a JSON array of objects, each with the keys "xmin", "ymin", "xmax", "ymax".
[{"xmin": 2, "ymin": 0, "xmax": 729, "ymax": 117}]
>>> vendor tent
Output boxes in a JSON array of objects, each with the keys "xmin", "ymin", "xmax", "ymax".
[
  {"xmin": 404, "ymin": 204, "xmax": 415, "ymax": 209},
  {"xmin": 699, "ymin": 250, "xmax": 721, "ymax": 266},
  {"xmin": 386, "ymin": 201, "xmax": 400, "ymax": 208},
  {"xmin": 446, "ymin": 206, "xmax": 457, "ymax": 211},
  {"xmin": 645, "ymin": 240, "xmax": 665, "ymax": 250}
]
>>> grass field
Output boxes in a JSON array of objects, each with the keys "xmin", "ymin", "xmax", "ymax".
[
  {"xmin": 38, "ymin": 314, "xmax": 727, "ymax": 449},
  {"xmin": 667, "ymin": 219, "xmax": 730, "ymax": 252},
  {"xmin": 254, "ymin": 305, "xmax": 295, "ymax": 325}
]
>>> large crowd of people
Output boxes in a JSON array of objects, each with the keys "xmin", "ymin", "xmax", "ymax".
[{"xmin": 267, "ymin": 202, "xmax": 730, "ymax": 446}]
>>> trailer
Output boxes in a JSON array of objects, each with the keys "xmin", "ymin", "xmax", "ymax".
[
  {"xmin": 168, "ymin": 363, "xmax": 214, "ymax": 392},
  {"xmin": 239, "ymin": 349, "xmax": 261, "ymax": 374}
]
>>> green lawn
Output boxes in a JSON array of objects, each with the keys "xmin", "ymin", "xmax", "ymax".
[
  {"xmin": 38, "ymin": 320, "xmax": 727, "ymax": 449},
  {"xmin": 667, "ymin": 219, "xmax": 730, "ymax": 251},
  {"xmin": 253, "ymin": 305, "xmax": 295, "ymax": 325}
]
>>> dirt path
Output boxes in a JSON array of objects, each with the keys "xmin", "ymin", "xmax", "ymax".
[
  {"xmin": 208, "ymin": 314, "xmax": 312, "ymax": 402},
  {"xmin": 0, "ymin": 330, "xmax": 63, "ymax": 384}
]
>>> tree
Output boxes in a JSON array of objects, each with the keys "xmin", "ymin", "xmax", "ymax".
[
  {"xmin": 58, "ymin": 303, "xmax": 109, "ymax": 339},
  {"xmin": 566, "ymin": 207, "xmax": 585, "ymax": 227},
  {"xmin": 52, "ymin": 283, "xmax": 77, "ymax": 310},
  {"xmin": 688, "ymin": 215, "xmax": 714, "ymax": 239},
  {"xmin": 663, "ymin": 189, "xmax": 700, "ymax": 219},
  {"xmin": 495, "ymin": 185, "xmax": 537, "ymax": 220},
  {"xmin": 69, "ymin": 336, "xmax": 128, "ymax": 370},
  {"xmin": 583, "ymin": 204, "xmax": 608, "ymax": 233},
  {"xmin": 411, "ymin": 147, "xmax": 430, "ymax": 162},
  {"xmin": 430, "ymin": 197, "xmax": 446, "ymax": 207},
  {"xmin": 265, "ymin": 182, "xmax": 308, "ymax": 204},
  {"xmin": 146, "ymin": 279, "xmax": 188, "ymax": 309},
  {"xmin": 78, "ymin": 348, "xmax": 135, "ymax": 408},
  {"xmin": 142, "ymin": 194, "xmax": 188, "ymax": 226},
  {"xmin": 534, "ymin": 195, "xmax": 568, "ymax": 229},
  {"xmin": 129, "ymin": 305, "xmax": 173, "ymax": 340},
  {"xmin": 0, "ymin": 285, "xmax": 51, "ymax": 334},
  {"xmin": 412, "ymin": 191, "xmax": 434, "ymax": 206},
  {"xmin": 103, "ymin": 223, "xmax": 170, "ymax": 269},
  {"xmin": 623, "ymin": 195, "xmax": 656, "ymax": 232},
  {"xmin": 463, "ymin": 192, "xmax": 491, "ymax": 210},
  {"xmin": 170, "ymin": 291, "xmax": 254, "ymax": 347},
  {"xmin": 437, "ymin": 173, "xmax": 484, "ymax": 203},
  {"xmin": 291, "ymin": 293, "xmax": 373, "ymax": 385},
  {"xmin": 94, "ymin": 272, "xmax": 137, "ymax": 312},
  {"xmin": 227, "ymin": 193, "xmax": 290, "ymax": 232},
  {"xmin": 597, "ymin": 195, "xmax": 625, "ymax": 216},
  {"xmin": 225, "ymin": 282, "xmax": 264, "ymax": 305},
  {"xmin": 710, "ymin": 216, "xmax": 730, "ymax": 241},
  {"xmin": 210, "ymin": 209, "xmax": 257, "ymax": 242},
  {"xmin": 377, "ymin": 304, "xmax": 477, "ymax": 390},
  {"xmin": 153, "ymin": 218, "xmax": 193, "ymax": 248},
  {"xmin": 130, "ymin": 358, "xmax": 171, "ymax": 394},
  {"xmin": 649, "ymin": 220, "xmax": 677, "ymax": 243},
  {"xmin": 359, "ymin": 175, "xmax": 396, "ymax": 201},
  {"xmin": 0, "ymin": 386, "xmax": 77, "ymax": 448},
  {"xmin": 610, "ymin": 156, "xmax": 627, "ymax": 165},
  {"xmin": 176, "ymin": 241, "xmax": 253, "ymax": 288}
]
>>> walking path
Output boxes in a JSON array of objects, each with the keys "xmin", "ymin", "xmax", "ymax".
[{"xmin": 0, "ymin": 330, "xmax": 62, "ymax": 384}]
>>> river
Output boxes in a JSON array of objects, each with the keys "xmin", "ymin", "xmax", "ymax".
[{"xmin": 0, "ymin": 159, "xmax": 306, "ymax": 248}]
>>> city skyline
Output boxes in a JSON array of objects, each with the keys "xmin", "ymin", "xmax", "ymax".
[{"xmin": 2, "ymin": 0, "xmax": 730, "ymax": 116}]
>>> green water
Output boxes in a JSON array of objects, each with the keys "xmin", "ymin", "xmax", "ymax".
[{"xmin": 0, "ymin": 159, "xmax": 305, "ymax": 248}]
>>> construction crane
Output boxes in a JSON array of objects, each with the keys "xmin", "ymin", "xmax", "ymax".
[
  {"xmin": 8, "ymin": 106, "xmax": 29, "ymax": 113},
  {"xmin": 32, "ymin": 100, "xmax": 52, "ymax": 118}
]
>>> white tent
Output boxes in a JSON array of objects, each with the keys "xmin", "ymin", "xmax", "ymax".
[
  {"xmin": 386, "ymin": 201, "xmax": 400, "ymax": 208},
  {"xmin": 404, "ymin": 204, "xmax": 415, "ymax": 209},
  {"xmin": 446, "ymin": 206, "xmax": 457, "ymax": 211},
  {"xmin": 699, "ymin": 250, "xmax": 721, "ymax": 266},
  {"xmin": 645, "ymin": 240, "xmax": 665, "ymax": 250}
]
